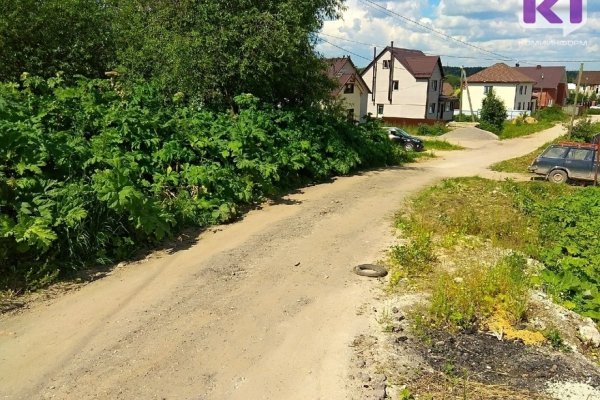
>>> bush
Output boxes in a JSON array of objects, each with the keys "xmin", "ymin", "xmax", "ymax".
[
  {"xmin": 453, "ymin": 113, "xmax": 479, "ymax": 122},
  {"xmin": 480, "ymin": 90, "xmax": 507, "ymax": 133},
  {"xmin": 0, "ymin": 76, "xmax": 399, "ymax": 291},
  {"xmin": 569, "ymin": 118, "xmax": 600, "ymax": 142}
]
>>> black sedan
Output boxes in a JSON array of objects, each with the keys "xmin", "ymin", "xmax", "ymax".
[{"xmin": 384, "ymin": 127, "xmax": 424, "ymax": 152}]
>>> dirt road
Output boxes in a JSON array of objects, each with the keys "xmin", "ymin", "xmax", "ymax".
[{"xmin": 0, "ymin": 126, "xmax": 565, "ymax": 400}]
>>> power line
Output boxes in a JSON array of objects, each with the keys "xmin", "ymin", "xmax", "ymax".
[
  {"xmin": 359, "ymin": 0, "xmax": 517, "ymax": 63},
  {"xmin": 316, "ymin": 37, "xmax": 372, "ymax": 62}
]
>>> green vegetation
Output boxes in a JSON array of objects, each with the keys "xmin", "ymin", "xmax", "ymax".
[
  {"xmin": 396, "ymin": 123, "xmax": 449, "ymax": 137},
  {"xmin": 0, "ymin": 0, "xmax": 342, "ymax": 109},
  {"xmin": 0, "ymin": 76, "xmax": 401, "ymax": 292},
  {"xmin": 570, "ymin": 118, "xmax": 600, "ymax": 142},
  {"xmin": 391, "ymin": 177, "xmax": 600, "ymax": 327},
  {"xmin": 423, "ymin": 140, "xmax": 464, "ymax": 151},
  {"xmin": 498, "ymin": 106, "xmax": 568, "ymax": 140},
  {"xmin": 491, "ymin": 136, "xmax": 565, "ymax": 173},
  {"xmin": 429, "ymin": 254, "xmax": 530, "ymax": 331},
  {"xmin": 479, "ymin": 90, "xmax": 507, "ymax": 134}
]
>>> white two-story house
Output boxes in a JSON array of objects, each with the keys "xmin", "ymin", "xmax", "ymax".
[
  {"xmin": 462, "ymin": 63, "xmax": 536, "ymax": 118},
  {"xmin": 326, "ymin": 57, "xmax": 371, "ymax": 121},
  {"xmin": 360, "ymin": 47, "xmax": 453, "ymax": 123}
]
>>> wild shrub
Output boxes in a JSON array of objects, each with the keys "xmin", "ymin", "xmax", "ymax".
[{"xmin": 0, "ymin": 76, "xmax": 398, "ymax": 291}]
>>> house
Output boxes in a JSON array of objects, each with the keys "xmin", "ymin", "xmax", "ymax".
[
  {"xmin": 580, "ymin": 72, "xmax": 600, "ymax": 96},
  {"xmin": 326, "ymin": 57, "xmax": 371, "ymax": 121},
  {"xmin": 442, "ymin": 82, "xmax": 460, "ymax": 111},
  {"xmin": 515, "ymin": 65, "xmax": 568, "ymax": 107},
  {"xmin": 462, "ymin": 63, "xmax": 536, "ymax": 118},
  {"xmin": 360, "ymin": 47, "xmax": 452, "ymax": 124}
]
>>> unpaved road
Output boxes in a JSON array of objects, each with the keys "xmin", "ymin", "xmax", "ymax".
[{"xmin": 0, "ymin": 125, "xmax": 565, "ymax": 400}]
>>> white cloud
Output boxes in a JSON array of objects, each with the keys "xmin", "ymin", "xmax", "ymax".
[{"xmin": 317, "ymin": 1, "xmax": 600, "ymax": 70}]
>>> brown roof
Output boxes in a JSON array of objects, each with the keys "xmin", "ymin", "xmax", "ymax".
[
  {"xmin": 390, "ymin": 48, "xmax": 442, "ymax": 79},
  {"xmin": 467, "ymin": 63, "xmax": 536, "ymax": 84},
  {"xmin": 325, "ymin": 57, "xmax": 371, "ymax": 95},
  {"xmin": 581, "ymin": 72, "xmax": 600, "ymax": 85},
  {"xmin": 515, "ymin": 66, "xmax": 567, "ymax": 89},
  {"xmin": 360, "ymin": 46, "xmax": 443, "ymax": 80}
]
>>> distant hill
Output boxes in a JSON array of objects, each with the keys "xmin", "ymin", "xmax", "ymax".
[{"xmin": 443, "ymin": 66, "xmax": 485, "ymax": 78}]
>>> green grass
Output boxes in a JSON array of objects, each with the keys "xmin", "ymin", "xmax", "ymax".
[
  {"xmin": 490, "ymin": 136, "xmax": 565, "ymax": 173},
  {"xmin": 392, "ymin": 177, "xmax": 600, "ymax": 324},
  {"xmin": 498, "ymin": 120, "xmax": 557, "ymax": 140},
  {"xmin": 423, "ymin": 140, "xmax": 464, "ymax": 151}
]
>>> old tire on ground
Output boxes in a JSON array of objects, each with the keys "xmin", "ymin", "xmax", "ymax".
[
  {"xmin": 354, "ymin": 264, "xmax": 388, "ymax": 278},
  {"xmin": 548, "ymin": 169, "xmax": 568, "ymax": 184}
]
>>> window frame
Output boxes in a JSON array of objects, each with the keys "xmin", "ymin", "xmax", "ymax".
[{"xmin": 377, "ymin": 104, "xmax": 384, "ymax": 115}]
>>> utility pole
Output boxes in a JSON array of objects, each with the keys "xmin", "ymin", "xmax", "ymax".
[
  {"xmin": 459, "ymin": 70, "xmax": 464, "ymax": 118},
  {"xmin": 388, "ymin": 41, "xmax": 394, "ymax": 104},
  {"xmin": 568, "ymin": 63, "xmax": 584, "ymax": 140},
  {"xmin": 372, "ymin": 47, "xmax": 377, "ymax": 105},
  {"xmin": 461, "ymin": 67, "xmax": 475, "ymax": 122}
]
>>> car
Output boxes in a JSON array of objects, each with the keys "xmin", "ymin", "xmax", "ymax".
[
  {"xmin": 383, "ymin": 127, "xmax": 424, "ymax": 152},
  {"xmin": 528, "ymin": 142, "xmax": 599, "ymax": 184},
  {"xmin": 590, "ymin": 105, "xmax": 600, "ymax": 110}
]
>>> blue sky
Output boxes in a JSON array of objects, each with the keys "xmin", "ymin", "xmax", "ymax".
[{"xmin": 317, "ymin": 0, "xmax": 600, "ymax": 71}]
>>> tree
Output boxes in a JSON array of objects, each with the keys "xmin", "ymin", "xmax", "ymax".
[
  {"xmin": 480, "ymin": 89, "xmax": 507, "ymax": 134},
  {"xmin": 110, "ymin": 0, "xmax": 343, "ymax": 109},
  {"xmin": 0, "ymin": 0, "xmax": 115, "ymax": 81}
]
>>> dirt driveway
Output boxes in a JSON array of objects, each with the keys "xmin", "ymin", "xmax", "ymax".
[{"xmin": 0, "ymin": 125, "xmax": 565, "ymax": 400}]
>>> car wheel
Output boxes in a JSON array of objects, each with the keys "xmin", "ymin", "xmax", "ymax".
[
  {"xmin": 404, "ymin": 143, "xmax": 415, "ymax": 152},
  {"xmin": 548, "ymin": 169, "xmax": 568, "ymax": 184}
]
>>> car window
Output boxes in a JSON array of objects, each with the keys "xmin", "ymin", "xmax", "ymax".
[
  {"xmin": 542, "ymin": 146, "xmax": 568, "ymax": 159},
  {"xmin": 567, "ymin": 148, "xmax": 594, "ymax": 161}
]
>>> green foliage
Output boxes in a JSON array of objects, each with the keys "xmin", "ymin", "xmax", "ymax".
[
  {"xmin": 0, "ymin": 0, "xmax": 115, "ymax": 81},
  {"xmin": 389, "ymin": 226, "xmax": 437, "ymax": 282},
  {"xmin": 532, "ymin": 188, "xmax": 600, "ymax": 320},
  {"xmin": 0, "ymin": 76, "xmax": 398, "ymax": 291},
  {"xmin": 480, "ymin": 90, "xmax": 507, "ymax": 134},
  {"xmin": 111, "ymin": 0, "xmax": 342, "ymax": 108},
  {"xmin": 453, "ymin": 113, "xmax": 479, "ymax": 122},
  {"xmin": 535, "ymin": 106, "xmax": 567, "ymax": 122},
  {"xmin": 569, "ymin": 118, "xmax": 600, "ymax": 142}
]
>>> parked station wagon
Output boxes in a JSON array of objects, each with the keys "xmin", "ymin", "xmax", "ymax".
[{"xmin": 528, "ymin": 142, "xmax": 599, "ymax": 184}]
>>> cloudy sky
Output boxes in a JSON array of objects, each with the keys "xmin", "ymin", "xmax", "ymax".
[{"xmin": 317, "ymin": 0, "xmax": 600, "ymax": 70}]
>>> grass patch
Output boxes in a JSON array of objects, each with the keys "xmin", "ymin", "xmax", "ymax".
[
  {"xmin": 490, "ymin": 136, "xmax": 565, "ymax": 173},
  {"xmin": 497, "ymin": 106, "xmax": 569, "ymax": 140},
  {"xmin": 499, "ymin": 119, "xmax": 557, "ymax": 140},
  {"xmin": 429, "ymin": 254, "xmax": 531, "ymax": 332},
  {"xmin": 392, "ymin": 176, "xmax": 600, "ymax": 324},
  {"xmin": 390, "ymin": 123, "xmax": 450, "ymax": 137},
  {"xmin": 423, "ymin": 140, "xmax": 464, "ymax": 151}
]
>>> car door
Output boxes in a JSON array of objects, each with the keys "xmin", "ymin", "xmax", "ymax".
[{"xmin": 564, "ymin": 148, "xmax": 595, "ymax": 180}]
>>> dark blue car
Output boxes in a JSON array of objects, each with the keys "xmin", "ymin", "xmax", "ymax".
[{"xmin": 528, "ymin": 143, "xmax": 599, "ymax": 184}]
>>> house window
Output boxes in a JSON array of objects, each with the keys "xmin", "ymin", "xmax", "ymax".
[
  {"xmin": 445, "ymin": 102, "xmax": 451, "ymax": 112},
  {"xmin": 525, "ymin": 86, "xmax": 528, "ymax": 94},
  {"xmin": 517, "ymin": 102, "xmax": 522, "ymax": 110},
  {"xmin": 344, "ymin": 84, "xmax": 354, "ymax": 94},
  {"xmin": 383, "ymin": 60, "xmax": 391, "ymax": 69},
  {"xmin": 347, "ymin": 109, "xmax": 354, "ymax": 121},
  {"xmin": 431, "ymin": 80, "xmax": 438, "ymax": 92},
  {"xmin": 392, "ymin": 80, "xmax": 399, "ymax": 91},
  {"xmin": 519, "ymin": 86, "xmax": 524, "ymax": 95},
  {"xmin": 484, "ymin": 86, "xmax": 493, "ymax": 94},
  {"xmin": 429, "ymin": 103, "xmax": 436, "ymax": 114},
  {"xmin": 377, "ymin": 104, "xmax": 384, "ymax": 115}
]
